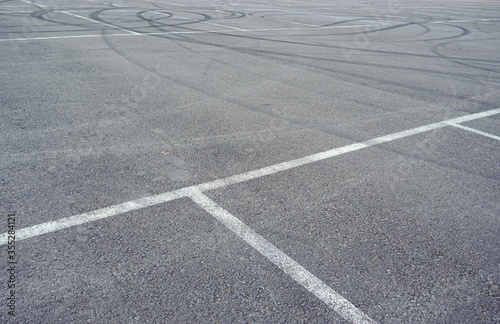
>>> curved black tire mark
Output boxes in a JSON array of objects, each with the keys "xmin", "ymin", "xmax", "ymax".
[{"xmin": 430, "ymin": 29, "xmax": 500, "ymax": 74}]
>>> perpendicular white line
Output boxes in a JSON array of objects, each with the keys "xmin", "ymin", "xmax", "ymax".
[
  {"xmin": 187, "ymin": 188, "xmax": 376, "ymax": 324},
  {"xmin": 446, "ymin": 122, "xmax": 500, "ymax": 141},
  {"xmin": 1, "ymin": 108, "xmax": 499, "ymax": 245},
  {"xmin": 0, "ymin": 188, "xmax": 191, "ymax": 244},
  {"xmin": 60, "ymin": 10, "xmax": 140, "ymax": 35}
]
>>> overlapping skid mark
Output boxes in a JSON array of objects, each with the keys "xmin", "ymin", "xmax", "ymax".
[
  {"xmin": 2, "ymin": 107, "xmax": 499, "ymax": 245},
  {"xmin": 10, "ymin": 2, "xmax": 500, "ymax": 173},
  {"xmin": 14, "ymin": 1, "xmax": 480, "ymax": 56},
  {"xmin": 431, "ymin": 38, "xmax": 500, "ymax": 74},
  {"xmin": 247, "ymin": 9, "xmax": 432, "ymax": 38},
  {"xmin": 6, "ymin": 2, "xmax": 499, "ymax": 140},
  {"xmin": 473, "ymin": 18, "xmax": 500, "ymax": 38},
  {"xmin": 93, "ymin": 5, "xmax": 487, "ymax": 72},
  {"xmin": 87, "ymin": 5, "xmax": 500, "ymax": 159},
  {"xmin": 98, "ymin": 14, "xmax": 496, "ymax": 115},
  {"xmin": 135, "ymin": 9, "xmax": 236, "ymax": 29}
]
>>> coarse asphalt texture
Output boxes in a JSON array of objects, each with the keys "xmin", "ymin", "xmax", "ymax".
[{"xmin": 1, "ymin": 0, "xmax": 499, "ymax": 323}]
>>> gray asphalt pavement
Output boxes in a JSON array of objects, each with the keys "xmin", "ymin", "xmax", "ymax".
[{"xmin": 1, "ymin": 0, "xmax": 499, "ymax": 322}]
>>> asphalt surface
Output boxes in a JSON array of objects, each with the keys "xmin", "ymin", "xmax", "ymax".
[{"xmin": 1, "ymin": 0, "xmax": 499, "ymax": 323}]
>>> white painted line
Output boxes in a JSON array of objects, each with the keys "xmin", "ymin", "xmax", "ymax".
[
  {"xmin": 187, "ymin": 188, "xmax": 376, "ymax": 324},
  {"xmin": 151, "ymin": 11, "xmax": 249, "ymax": 32},
  {"xmin": 85, "ymin": 0, "xmax": 124, "ymax": 7},
  {"xmin": 448, "ymin": 18, "xmax": 500, "ymax": 23},
  {"xmin": 255, "ymin": 14, "xmax": 320, "ymax": 27},
  {"xmin": 0, "ymin": 23, "xmax": 385, "ymax": 42},
  {"xmin": 19, "ymin": 0, "xmax": 46, "ymax": 8},
  {"xmin": 0, "ymin": 34, "xmax": 130, "ymax": 42},
  {"xmin": 446, "ymin": 122, "xmax": 500, "ymax": 141},
  {"xmin": 359, "ymin": 20, "xmax": 394, "ymax": 26},
  {"xmin": 446, "ymin": 109, "xmax": 500, "ymax": 124},
  {"xmin": 197, "ymin": 142, "xmax": 370, "ymax": 191},
  {"xmin": 1, "ymin": 108, "xmax": 499, "ymax": 245},
  {"xmin": 153, "ymin": 1, "xmax": 190, "ymax": 7},
  {"xmin": 0, "ymin": 188, "xmax": 191, "ymax": 243},
  {"xmin": 201, "ymin": 21, "xmax": 248, "ymax": 31},
  {"xmin": 60, "ymin": 10, "xmax": 140, "ymax": 35},
  {"xmin": 198, "ymin": 108, "xmax": 500, "ymax": 191}
]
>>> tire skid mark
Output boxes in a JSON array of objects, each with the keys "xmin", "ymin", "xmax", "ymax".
[
  {"xmin": 95, "ymin": 6, "xmax": 496, "ymax": 108},
  {"xmin": 431, "ymin": 30, "xmax": 500, "ymax": 74},
  {"xmin": 98, "ymin": 20, "xmax": 495, "ymax": 156},
  {"xmin": 24, "ymin": 4, "xmax": 481, "ymax": 64},
  {"xmin": 472, "ymin": 19, "xmax": 500, "ymax": 40},
  {"xmin": 12, "ymin": 3, "xmax": 497, "ymax": 146}
]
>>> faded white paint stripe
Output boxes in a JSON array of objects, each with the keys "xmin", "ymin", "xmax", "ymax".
[
  {"xmin": 198, "ymin": 108, "xmax": 500, "ymax": 191},
  {"xmin": 0, "ymin": 23, "xmax": 384, "ymax": 42},
  {"xmin": 60, "ymin": 11, "xmax": 140, "ymax": 35},
  {"xmin": 1, "ymin": 108, "xmax": 499, "ymax": 245},
  {"xmin": 19, "ymin": 0, "xmax": 46, "ymax": 8},
  {"xmin": 187, "ymin": 188, "xmax": 376, "ymax": 324},
  {"xmin": 447, "ymin": 122, "xmax": 500, "ymax": 141},
  {"xmin": 0, "ymin": 34, "xmax": 134, "ymax": 42},
  {"xmin": 0, "ymin": 188, "xmax": 190, "ymax": 243}
]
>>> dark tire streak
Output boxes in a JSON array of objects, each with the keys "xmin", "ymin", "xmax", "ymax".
[
  {"xmin": 99, "ymin": 28, "xmax": 500, "ymax": 183},
  {"xmin": 91, "ymin": 6, "xmax": 495, "ymax": 108},
  {"xmin": 430, "ymin": 25, "xmax": 500, "ymax": 74}
]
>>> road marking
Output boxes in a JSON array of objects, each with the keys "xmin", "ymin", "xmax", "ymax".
[
  {"xmin": 0, "ymin": 34, "xmax": 130, "ymax": 41},
  {"xmin": 448, "ymin": 18, "xmax": 500, "ymax": 23},
  {"xmin": 149, "ymin": 10, "xmax": 249, "ymax": 32},
  {"xmin": 0, "ymin": 23, "xmax": 384, "ymax": 42},
  {"xmin": 19, "ymin": 0, "xmax": 46, "ymax": 8},
  {"xmin": 197, "ymin": 108, "xmax": 500, "ymax": 191},
  {"xmin": 153, "ymin": 0, "xmax": 190, "ymax": 7},
  {"xmin": 60, "ymin": 10, "xmax": 140, "ymax": 35},
  {"xmin": 1, "ymin": 188, "xmax": 191, "ymax": 243},
  {"xmin": 1, "ymin": 107, "xmax": 499, "ymax": 246},
  {"xmin": 85, "ymin": 0, "xmax": 124, "ymax": 7},
  {"xmin": 446, "ymin": 122, "xmax": 500, "ymax": 141},
  {"xmin": 188, "ymin": 187, "xmax": 376, "ymax": 324},
  {"xmin": 19, "ymin": 0, "xmax": 137, "ymax": 34},
  {"xmin": 200, "ymin": 21, "xmax": 248, "ymax": 31}
]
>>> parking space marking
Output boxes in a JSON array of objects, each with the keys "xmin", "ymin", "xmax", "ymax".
[
  {"xmin": 19, "ymin": 0, "xmax": 46, "ymax": 8},
  {"xmin": 85, "ymin": 0, "xmax": 125, "ymax": 7},
  {"xmin": 18, "ymin": 0, "xmax": 138, "ymax": 34},
  {"xmin": 197, "ymin": 108, "xmax": 500, "ymax": 192},
  {"xmin": 0, "ymin": 34, "xmax": 134, "ymax": 42},
  {"xmin": 1, "ymin": 107, "xmax": 498, "ymax": 246},
  {"xmin": 446, "ymin": 122, "xmax": 500, "ymax": 141},
  {"xmin": 0, "ymin": 106, "xmax": 498, "ymax": 323},
  {"xmin": 0, "ymin": 23, "xmax": 383, "ymax": 42},
  {"xmin": 0, "ymin": 188, "xmax": 191, "ymax": 243},
  {"xmin": 188, "ymin": 187, "xmax": 376, "ymax": 324},
  {"xmin": 60, "ymin": 10, "xmax": 140, "ymax": 34}
]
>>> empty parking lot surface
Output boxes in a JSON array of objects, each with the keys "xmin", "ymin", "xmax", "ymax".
[{"xmin": 1, "ymin": 0, "xmax": 499, "ymax": 322}]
